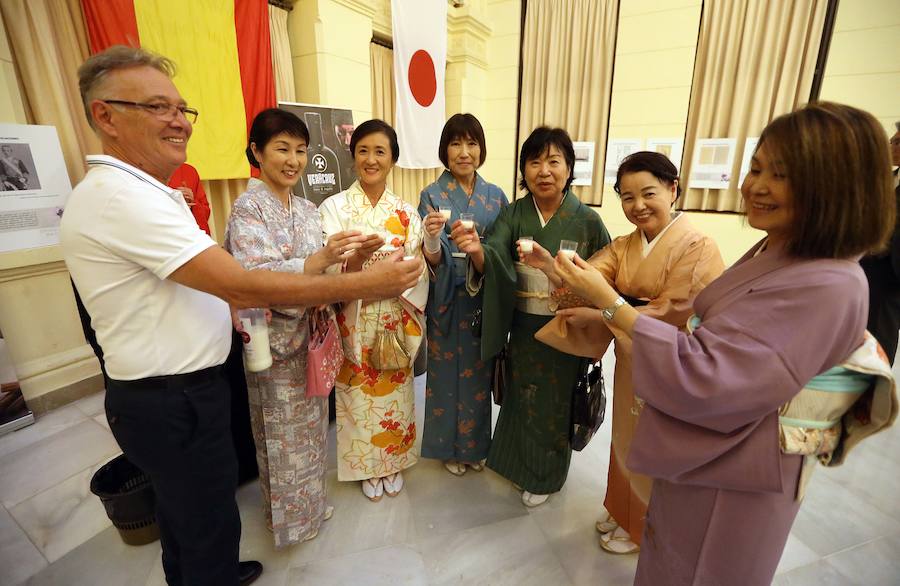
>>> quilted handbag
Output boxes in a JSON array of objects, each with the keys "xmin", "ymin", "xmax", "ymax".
[{"xmin": 306, "ymin": 308, "xmax": 343, "ymax": 398}]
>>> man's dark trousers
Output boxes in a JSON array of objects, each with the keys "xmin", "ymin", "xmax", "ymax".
[{"xmin": 105, "ymin": 366, "xmax": 241, "ymax": 586}]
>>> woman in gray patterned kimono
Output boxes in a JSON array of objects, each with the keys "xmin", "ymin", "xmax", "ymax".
[{"xmin": 225, "ymin": 109, "xmax": 374, "ymax": 547}]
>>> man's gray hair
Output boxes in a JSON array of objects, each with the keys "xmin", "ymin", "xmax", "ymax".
[
  {"xmin": 78, "ymin": 45, "xmax": 176, "ymax": 128},
  {"xmin": 895, "ymin": 120, "xmax": 900, "ymax": 133}
]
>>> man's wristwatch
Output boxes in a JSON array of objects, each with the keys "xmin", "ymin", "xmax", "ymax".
[{"xmin": 601, "ymin": 296, "xmax": 627, "ymax": 321}]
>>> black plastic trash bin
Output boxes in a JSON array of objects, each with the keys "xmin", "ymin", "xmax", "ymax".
[{"xmin": 90, "ymin": 455, "xmax": 160, "ymax": 546}]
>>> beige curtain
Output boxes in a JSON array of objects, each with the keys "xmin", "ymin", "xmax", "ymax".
[
  {"xmin": 268, "ymin": 3, "xmax": 295, "ymax": 103},
  {"xmin": 0, "ymin": 0, "xmax": 101, "ymax": 185},
  {"xmin": 204, "ymin": 178, "xmax": 248, "ymax": 244},
  {"xmin": 679, "ymin": 0, "xmax": 828, "ymax": 212},
  {"xmin": 370, "ymin": 42, "xmax": 441, "ymax": 207},
  {"xmin": 517, "ymin": 0, "xmax": 618, "ymax": 205}
]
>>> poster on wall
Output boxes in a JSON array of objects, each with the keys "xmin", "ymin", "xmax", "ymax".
[
  {"xmin": 646, "ymin": 138, "xmax": 684, "ymax": 172},
  {"xmin": 688, "ymin": 138, "xmax": 737, "ymax": 190},
  {"xmin": 0, "ymin": 124, "xmax": 71, "ymax": 254},
  {"xmin": 278, "ymin": 102, "xmax": 356, "ymax": 207},
  {"xmin": 604, "ymin": 139, "xmax": 643, "ymax": 184},
  {"xmin": 571, "ymin": 141, "xmax": 595, "ymax": 186}
]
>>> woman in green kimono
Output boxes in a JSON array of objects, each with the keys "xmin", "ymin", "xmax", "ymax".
[{"xmin": 450, "ymin": 126, "xmax": 611, "ymax": 506}]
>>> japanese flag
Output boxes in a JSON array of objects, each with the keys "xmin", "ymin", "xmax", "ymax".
[{"xmin": 392, "ymin": 0, "xmax": 447, "ymax": 169}]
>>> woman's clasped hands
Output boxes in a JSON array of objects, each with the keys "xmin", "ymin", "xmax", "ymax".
[{"xmin": 305, "ymin": 230, "xmax": 385, "ymax": 273}]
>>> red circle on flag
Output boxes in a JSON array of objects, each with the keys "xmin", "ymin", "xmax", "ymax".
[{"xmin": 408, "ymin": 50, "xmax": 437, "ymax": 107}]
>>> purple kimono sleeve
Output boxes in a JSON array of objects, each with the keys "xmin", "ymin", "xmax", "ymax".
[{"xmin": 626, "ymin": 266, "xmax": 867, "ymax": 491}]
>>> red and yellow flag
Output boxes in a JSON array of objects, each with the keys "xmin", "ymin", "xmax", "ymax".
[{"xmin": 81, "ymin": 0, "xmax": 275, "ymax": 179}]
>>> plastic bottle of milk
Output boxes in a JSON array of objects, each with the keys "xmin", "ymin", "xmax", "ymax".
[{"xmin": 238, "ymin": 308, "xmax": 273, "ymax": 372}]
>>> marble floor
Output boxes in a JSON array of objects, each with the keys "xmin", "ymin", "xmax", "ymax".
[{"xmin": 1, "ymin": 353, "xmax": 899, "ymax": 586}]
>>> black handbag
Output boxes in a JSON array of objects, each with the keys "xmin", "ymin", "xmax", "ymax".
[
  {"xmin": 491, "ymin": 346, "xmax": 508, "ymax": 406},
  {"xmin": 570, "ymin": 358, "xmax": 606, "ymax": 451}
]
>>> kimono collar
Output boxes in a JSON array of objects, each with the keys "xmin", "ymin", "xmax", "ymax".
[
  {"xmin": 438, "ymin": 169, "xmax": 485, "ymax": 194},
  {"xmin": 641, "ymin": 212, "xmax": 684, "ymax": 257},
  {"xmin": 246, "ymin": 177, "xmax": 298, "ymax": 216},
  {"xmin": 692, "ymin": 237, "xmax": 793, "ymax": 317},
  {"xmin": 528, "ymin": 189, "xmax": 577, "ymax": 228},
  {"xmin": 345, "ymin": 179, "xmax": 400, "ymax": 210}
]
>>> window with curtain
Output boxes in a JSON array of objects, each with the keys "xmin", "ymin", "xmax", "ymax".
[
  {"xmin": 678, "ymin": 0, "xmax": 828, "ymax": 212},
  {"xmin": 370, "ymin": 42, "xmax": 442, "ymax": 207},
  {"xmin": 517, "ymin": 0, "xmax": 619, "ymax": 205},
  {"xmin": 268, "ymin": 3, "xmax": 295, "ymax": 103}
]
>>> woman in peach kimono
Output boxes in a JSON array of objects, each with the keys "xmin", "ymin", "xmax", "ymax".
[
  {"xmin": 319, "ymin": 120, "xmax": 428, "ymax": 502},
  {"xmin": 527, "ymin": 151, "xmax": 723, "ymax": 553}
]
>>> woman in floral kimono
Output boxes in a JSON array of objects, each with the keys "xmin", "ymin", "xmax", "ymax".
[
  {"xmin": 418, "ymin": 114, "xmax": 508, "ymax": 476},
  {"xmin": 319, "ymin": 119, "xmax": 429, "ymax": 502},
  {"xmin": 555, "ymin": 102, "xmax": 895, "ymax": 585},
  {"xmin": 453, "ymin": 127, "xmax": 610, "ymax": 507},
  {"xmin": 525, "ymin": 151, "xmax": 724, "ymax": 553},
  {"xmin": 225, "ymin": 109, "xmax": 370, "ymax": 547}
]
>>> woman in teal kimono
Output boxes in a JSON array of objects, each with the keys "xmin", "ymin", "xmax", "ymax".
[
  {"xmin": 451, "ymin": 126, "xmax": 611, "ymax": 506},
  {"xmin": 418, "ymin": 114, "xmax": 508, "ymax": 475}
]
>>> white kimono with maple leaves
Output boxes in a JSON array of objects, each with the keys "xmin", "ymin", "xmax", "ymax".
[{"xmin": 319, "ymin": 181, "xmax": 428, "ymax": 481}]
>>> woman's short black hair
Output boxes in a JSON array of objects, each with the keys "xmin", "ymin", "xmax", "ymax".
[
  {"xmin": 614, "ymin": 151, "xmax": 682, "ymax": 199},
  {"xmin": 246, "ymin": 108, "xmax": 309, "ymax": 169},
  {"xmin": 438, "ymin": 113, "xmax": 487, "ymax": 168},
  {"xmin": 350, "ymin": 119, "xmax": 399, "ymax": 163},
  {"xmin": 517, "ymin": 126, "xmax": 576, "ymax": 192}
]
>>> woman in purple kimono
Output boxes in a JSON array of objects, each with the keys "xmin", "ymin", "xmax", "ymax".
[
  {"xmin": 555, "ymin": 102, "xmax": 895, "ymax": 585},
  {"xmin": 226, "ymin": 109, "xmax": 368, "ymax": 547}
]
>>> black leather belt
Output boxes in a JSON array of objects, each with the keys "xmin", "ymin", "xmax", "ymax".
[{"xmin": 108, "ymin": 363, "xmax": 226, "ymax": 391}]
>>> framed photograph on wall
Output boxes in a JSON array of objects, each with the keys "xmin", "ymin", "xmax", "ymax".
[
  {"xmin": 0, "ymin": 124, "xmax": 71, "ymax": 254},
  {"xmin": 688, "ymin": 138, "xmax": 737, "ymax": 190}
]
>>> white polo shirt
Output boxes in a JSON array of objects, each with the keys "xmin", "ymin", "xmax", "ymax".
[{"xmin": 60, "ymin": 155, "xmax": 231, "ymax": 380}]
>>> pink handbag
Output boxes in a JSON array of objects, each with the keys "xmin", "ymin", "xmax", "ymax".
[{"xmin": 306, "ymin": 308, "xmax": 344, "ymax": 398}]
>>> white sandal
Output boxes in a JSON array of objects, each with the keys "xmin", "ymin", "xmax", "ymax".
[
  {"xmin": 324, "ymin": 504, "xmax": 334, "ymax": 521},
  {"xmin": 599, "ymin": 526, "xmax": 639, "ymax": 554},
  {"xmin": 466, "ymin": 459, "xmax": 486, "ymax": 472},
  {"xmin": 383, "ymin": 472, "xmax": 404, "ymax": 497},
  {"xmin": 522, "ymin": 490, "xmax": 549, "ymax": 507},
  {"xmin": 361, "ymin": 478, "xmax": 384, "ymax": 502},
  {"xmin": 444, "ymin": 460, "xmax": 466, "ymax": 476},
  {"xmin": 595, "ymin": 511, "xmax": 618, "ymax": 534}
]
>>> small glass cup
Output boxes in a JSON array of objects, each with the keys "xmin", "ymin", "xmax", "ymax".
[
  {"xmin": 438, "ymin": 206, "xmax": 452, "ymax": 222},
  {"xmin": 559, "ymin": 239, "xmax": 579, "ymax": 260},
  {"xmin": 518, "ymin": 235, "xmax": 534, "ymax": 254},
  {"xmin": 459, "ymin": 213, "xmax": 475, "ymax": 230}
]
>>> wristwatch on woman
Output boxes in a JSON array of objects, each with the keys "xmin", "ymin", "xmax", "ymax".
[{"xmin": 601, "ymin": 296, "xmax": 627, "ymax": 321}]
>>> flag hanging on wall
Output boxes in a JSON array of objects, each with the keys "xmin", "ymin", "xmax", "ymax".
[
  {"xmin": 391, "ymin": 0, "xmax": 447, "ymax": 169},
  {"xmin": 80, "ymin": 0, "xmax": 276, "ymax": 180}
]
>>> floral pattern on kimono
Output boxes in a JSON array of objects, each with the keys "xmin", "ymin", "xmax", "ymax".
[
  {"xmin": 224, "ymin": 178, "xmax": 329, "ymax": 548},
  {"xmin": 319, "ymin": 181, "xmax": 429, "ymax": 481}
]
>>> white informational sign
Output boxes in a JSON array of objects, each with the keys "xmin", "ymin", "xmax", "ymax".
[
  {"xmin": 604, "ymin": 139, "xmax": 643, "ymax": 184},
  {"xmin": 688, "ymin": 138, "xmax": 737, "ymax": 190},
  {"xmin": 646, "ymin": 138, "xmax": 684, "ymax": 172},
  {"xmin": 737, "ymin": 137, "xmax": 760, "ymax": 186},
  {"xmin": 0, "ymin": 124, "xmax": 71, "ymax": 253},
  {"xmin": 571, "ymin": 141, "xmax": 595, "ymax": 186}
]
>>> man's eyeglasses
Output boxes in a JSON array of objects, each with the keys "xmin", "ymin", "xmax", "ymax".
[{"xmin": 102, "ymin": 100, "xmax": 199, "ymax": 124}]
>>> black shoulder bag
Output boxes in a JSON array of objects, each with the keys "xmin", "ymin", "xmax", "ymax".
[{"xmin": 570, "ymin": 358, "xmax": 606, "ymax": 451}]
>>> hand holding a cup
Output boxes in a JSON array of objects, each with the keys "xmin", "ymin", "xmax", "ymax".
[
  {"xmin": 450, "ymin": 214, "xmax": 485, "ymax": 271},
  {"xmin": 518, "ymin": 238, "xmax": 555, "ymax": 273},
  {"xmin": 423, "ymin": 207, "xmax": 448, "ymax": 239}
]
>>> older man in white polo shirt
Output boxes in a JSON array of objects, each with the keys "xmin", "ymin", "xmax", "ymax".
[{"xmin": 61, "ymin": 46, "xmax": 422, "ymax": 586}]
